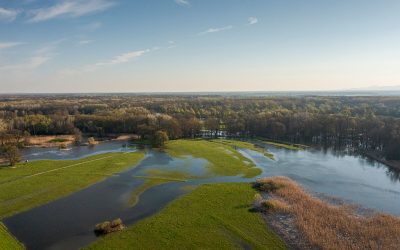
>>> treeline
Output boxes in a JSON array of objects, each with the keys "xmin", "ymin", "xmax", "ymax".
[{"xmin": 0, "ymin": 95, "xmax": 399, "ymax": 160}]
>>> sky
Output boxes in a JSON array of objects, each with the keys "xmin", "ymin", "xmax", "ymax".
[{"xmin": 0, "ymin": 0, "xmax": 400, "ymax": 93}]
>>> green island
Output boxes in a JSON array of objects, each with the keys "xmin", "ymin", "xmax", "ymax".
[
  {"xmin": 0, "ymin": 151, "xmax": 145, "ymax": 219},
  {"xmin": 257, "ymin": 140, "xmax": 306, "ymax": 150},
  {"xmin": 128, "ymin": 139, "xmax": 268, "ymax": 207},
  {"xmin": 164, "ymin": 139, "xmax": 265, "ymax": 178},
  {"xmin": 86, "ymin": 183, "xmax": 286, "ymax": 250}
]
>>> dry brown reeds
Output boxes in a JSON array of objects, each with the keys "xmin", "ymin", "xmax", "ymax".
[{"xmin": 255, "ymin": 176, "xmax": 400, "ymax": 250}]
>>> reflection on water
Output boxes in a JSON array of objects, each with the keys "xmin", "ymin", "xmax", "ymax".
[
  {"xmin": 239, "ymin": 145, "xmax": 400, "ymax": 215},
  {"xmin": 21, "ymin": 140, "xmax": 134, "ymax": 161},
  {"xmin": 3, "ymin": 141, "xmax": 400, "ymax": 250}
]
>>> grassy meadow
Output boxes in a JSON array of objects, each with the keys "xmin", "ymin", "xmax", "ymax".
[
  {"xmin": 86, "ymin": 183, "xmax": 286, "ymax": 250},
  {"xmin": 0, "ymin": 222, "xmax": 24, "ymax": 250},
  {"xmin": 0, "ymin": 139, "xmax": 275, "ymax": 249},
  {"xmin": 0, "ymin": 151, "xmax": 145, "ymax": 219},
  {"xmin": 164, "ymin": 139, "xmax": 265, "ymax": 178}
]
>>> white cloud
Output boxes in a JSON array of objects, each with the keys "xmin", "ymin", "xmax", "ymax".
[
  {"xmin": 0, "ymin": 42, "xmax": 24, "ymax": 50},
  {"xmin": 83, "ymin": 49, "xmax": 150, "ymax": 71},
  {"xmin": 78, "ymin": 40, "xmax": 93, "ymax": 45},
  {"xmin": 0, "ymin": 56, "xmax": 50, "ymax": 71},
  {"xmin": 175, "ymin": 0, "xmax": 190, "ymax": 6},
  {"xmin": 198, "ymin": 25, "xmax": 233, "ymax": 36},
  {"xmin": 28, "ymin": 0, "xmax": 115, "ymax": 23},
  {"xmin": 0, "ymin": 7, "xmax": 19, "ymax": 22},
  {"xmin": 248, "ymin": 17, "xmax": 258, "ymax": 25}
]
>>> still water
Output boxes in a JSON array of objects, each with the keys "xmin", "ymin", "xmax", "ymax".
[{"xmin": 3, "ymin": 141, "xmax": 400, "ymax": 250}]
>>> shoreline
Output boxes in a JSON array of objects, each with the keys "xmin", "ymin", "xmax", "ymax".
[{"xmin": 362, "ymin": 151, "xmax": 400, "ymax": 171}]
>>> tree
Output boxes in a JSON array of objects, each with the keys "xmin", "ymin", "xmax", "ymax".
[
  {"xmin": 73, "ymin": 128, "xmax": 82, "ymax": 145},
  {"xmin": 153, "ymin": 130, "xmax": 169, "ymax": 147},
  {"xmin": 205, "ymin": 118, "xmax": 220, "ymax": 138},
  {"xmin": 1, "ymin": 145, "xmax": 21, "ymax": 166},
  {"xmin": 0, "ymin": 119, "xmax": 8, "ymax": 132},
  {"xmin": 87, "ymin": 137, "xmax": 98, "ymax": 145}
]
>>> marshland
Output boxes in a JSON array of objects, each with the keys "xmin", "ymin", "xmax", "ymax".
[
  {"xmin": 3, "ymin": 0, "xmax": 400, "ymax": 248},
  {"xmin": 0, "ymin": 95, "xmax": 399, "ymax": 249}
]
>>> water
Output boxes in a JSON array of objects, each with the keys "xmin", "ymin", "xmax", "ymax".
[
  {"xmin": 4, "ymin": 150, "xmax": 202, "ymax": 250},
  {"xmin": 21, "ymin": 140, "xmax": 132, "ymax": 161},
  {"xmin": 239, "ymin": 146, "xmax": 400, "ymax": 215},
  {"xmin": 3, "ymin": 142, "xmax": 400, "ymax": 249}
]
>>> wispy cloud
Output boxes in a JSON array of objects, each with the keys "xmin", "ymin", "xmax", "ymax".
[
  {"xmin": 28, "ymin": 0, "xmax": 115, "ymax": 23},
  {"xmin": 0, "ymin": 7, "xmax": 19, "ymax": 22},
  {"xmin": 0, "ymin": 42, "xmax": 24, "ymax": 50},
  {"xmin": 0, "ymin": 56, "xmax": 50, "ymax": 71},
  {"xmin": 0, "ymin": 40, "xmax": 62, "ymax": 71},
  {"xmin": 198, "ymin": 25, "xmax": 233, "ymax": 36},
  {"xmin": 78, "ymin": 40, "xmax": 93, "ymax": 45},
  {"xmin": 248, "ymin": 17, "xmax": 258, "ymax": 25},
  {"xmin": 82, "ymin": 49, "xmax": 150, "ymax": 71},
  {"xmin": 175, "ymin": 0, "xmax": 190, "ymax": 6}
]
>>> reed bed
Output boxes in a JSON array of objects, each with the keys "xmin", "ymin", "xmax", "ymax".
[{"xmin": 255, "ymin": 177, "xmax": 400, "ymax": 250}]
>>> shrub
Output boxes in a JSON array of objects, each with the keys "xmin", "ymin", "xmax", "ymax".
[
  {"xmin": 94, "ymin": 218, "xmax": 125, "ymax": 236},
  {"xmin": 254, "ymin": 178, "xmax": 285, "ymax": 192},
  {"xmin": 87, "ymin": 137, "xmax": 98, "ymax": 145}
]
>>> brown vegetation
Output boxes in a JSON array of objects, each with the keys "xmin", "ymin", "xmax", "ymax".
[
  {"xmin": 94, "ymin": 218, "xmax": 125, "ymax": 236},
  {"xmin": 25, "ymin": 135, "xmax": 74, "ymax": 148},
  {"xmin": 254, "ymin": 177, "xmax": 400, "ymax": 250}
]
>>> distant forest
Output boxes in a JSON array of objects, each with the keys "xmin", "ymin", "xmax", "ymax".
[{"xmin": 1, "ymin": 95, "xmax": 400, "ymax": 160}]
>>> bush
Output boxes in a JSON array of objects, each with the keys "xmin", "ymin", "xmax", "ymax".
[
  {"xmin": 94, "ymin": 218, "xmax": 125, "ymax": 236},
  {"xmin": 87, "ymin": 137, "xmax": 98, "ymax": 145},
  {"xmin": 254, "ymin": 180, "xmax": 285, "ymax": 193}
]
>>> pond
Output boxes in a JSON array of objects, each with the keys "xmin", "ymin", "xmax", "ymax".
[{"xmin": 3, "ymin": 141, "xmax": 400, "ymax": 250}]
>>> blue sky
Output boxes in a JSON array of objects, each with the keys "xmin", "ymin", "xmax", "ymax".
[{"xmin": 1, "ymin": 0, "xmax": 400, "ymax": 93}]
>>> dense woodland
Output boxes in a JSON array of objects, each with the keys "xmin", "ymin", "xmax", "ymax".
[{"xmin": 0, "ymin": 94, "xmax": 400, "ymax": 162}]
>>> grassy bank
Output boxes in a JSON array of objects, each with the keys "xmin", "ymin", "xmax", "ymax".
[
  {"xmin": 257, "ymin": 139, "xmax": 306, "ymax": 150},
  {"xmin": 164, "ymin": 139, "xmax": 263, "ymax": 178},
  {"xmin": 0, "ymin": 222, "xmax": 23, "ymax": 249},
  {"xmin": 86, "ymin": 183, "xmax": 286, "ymax": 250},
  {"xmin": 255, "ymin": 177, "xmax": 400, "ymax": 249},
  {"xmin": 129, "ymin": 170, "xmax": 191, "ymax": 207},
  {"xmin": 210, "ymin": 139, "xmax": 275, "ymax": 159},
  {"xmin": 0, "ymin": 151, "xmax": 145, "ymax": 219},
  {"xmin": 128, "ymin": 138, "xmax": 267, "ymax": 208}
]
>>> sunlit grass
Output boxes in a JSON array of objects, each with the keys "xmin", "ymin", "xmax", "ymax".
[
  {"xmin": 128, "ymin": 170, "xmax": 192, "ymax": 207},
  {"xmin": 0, "ymin": 222, "xmax": 23, "ymax": 249},
  {"xmin": 0, "ymin": 152, "xmax": 145, "ymax": 219},
  {"xmin": 210, "ymin": 139, "xmax": 275, "ymax": 159},
  {"xmin": 85, "ymin": 183, "xmax": 286, "ymax": 250},
  {"xmin": 257, "ymin": 139, "xmax": 306, "ymax": 150},
  {"xmin": 164, "ymin": 139, "xmax": 263, "ymax": 178}
]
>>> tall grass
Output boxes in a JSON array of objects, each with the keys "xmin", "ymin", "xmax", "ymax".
[{"xmin": 255, "ymin": 177, "xmax": 400, "ymax": 250}]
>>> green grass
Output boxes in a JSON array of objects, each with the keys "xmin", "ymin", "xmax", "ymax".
[
  {"xmin": 164, "ymin": 139, "xmax": 263, "ymax": 178},
  {"xmin": 0, "ymin": 151, "xmax": 145, "ymax": 219},
  {"xmin": 258, "ymin": 140, "xmax": 306, "ymax": 150},
  {"xmin": 85, "ymin": 183, "xmax": 286, "ymax": 250},
  {"xmin": 128, "ymin": 169, "xmax": 193, "ymax": 207},
  {"xmin": 211, "ymin": 139, "xmax": 275, "ymax": 159},
  {"xmin": 0, "ymin": 222, "xmax": 23, "ymax": 250}
]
